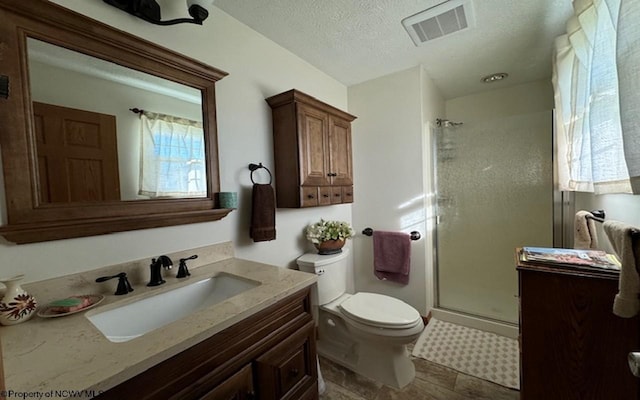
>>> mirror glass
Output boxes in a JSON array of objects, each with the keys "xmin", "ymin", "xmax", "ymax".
[{"xmin": 27, "ymin": 38, "xmax": 207, "ymax": 202}]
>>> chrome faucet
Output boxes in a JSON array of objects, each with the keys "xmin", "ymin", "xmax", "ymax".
[{"xmin": 147, "ymin": 255, "xmax": 173, "ymax": 287}]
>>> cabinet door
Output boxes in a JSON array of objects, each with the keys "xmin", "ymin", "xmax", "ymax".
[
  {"xmin": 318, "ymin": 186, "xmax": 332, "ymax": 206},
  {"xmin": 297, "ymin": 104, "xmax": 330, "ymax": 186},
  {"xmin": 200, "ymin": 364, "xmax": 255, "ymax": 400},
  {"xmin": 341, "ymin": 186, "xmax": 354, "ymax": 203},
  {"xmin": 300, "ymin": 186, "xmax": 319, "ymax": 207},
  {"xmin": 255, "ymin": 320, "xmax": 317, "ymax": 400},
  {"xmin": 330, "ymin": 186, "xmax": 342, "ymax": 204},
  {"xmin": 327, "ymin": 116, "xmax": 353, "ymax": 186},
  {"xmin": 519, "ymin": 268, "xmax": 640, "ymax": 400}
]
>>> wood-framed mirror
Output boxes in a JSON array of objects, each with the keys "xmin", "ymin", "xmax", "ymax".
[{"xmin": 0, "ymin": 0, "xmax": 231, "ymax": 244}]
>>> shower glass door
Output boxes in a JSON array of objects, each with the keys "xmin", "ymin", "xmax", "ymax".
[{"xmin": 434, "ymin": 111, "xmax": 554, "ymax": 324}]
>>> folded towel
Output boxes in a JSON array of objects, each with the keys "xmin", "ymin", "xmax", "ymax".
[
  {"xmin": 603, "ymin": 220, "xmax": 640, "ymax": 318},
  {"xmin": 373, "ymin": 230, "xmax": 411, "ymax": 285},
  {"xmin": 574, "ymin": 210, "xmax": 598, "ymax": 249},
  {"xmin": 250, "ymin": 184, "xmax": 276, "ymax": 242}
]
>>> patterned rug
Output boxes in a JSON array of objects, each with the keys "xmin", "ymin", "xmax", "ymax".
[{"xmin": 411, "ymin": 318, "xmax": 520, "ymax": 390}]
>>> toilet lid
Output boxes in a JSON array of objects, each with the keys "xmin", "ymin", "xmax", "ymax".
[{"xmin": 339, "ymin": 292, "xmax": 421, "ymax": 329}]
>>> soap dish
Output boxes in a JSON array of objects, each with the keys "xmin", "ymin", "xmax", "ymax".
[{"xmin": 37, "ymin": 294, "xmax": 104, "ymax": 318}]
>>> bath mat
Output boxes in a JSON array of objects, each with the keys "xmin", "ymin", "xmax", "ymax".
[{"xmin": 411, "ymin": 318, "xmax": 520, "ymax": 390}]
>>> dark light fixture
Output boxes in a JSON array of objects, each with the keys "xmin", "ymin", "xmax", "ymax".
[{"xmin": 103, "ymin": 0, "xmax": 213, "ymax": 26}]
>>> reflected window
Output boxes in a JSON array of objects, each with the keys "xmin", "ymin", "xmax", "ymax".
[{"xmin": 139, "ymin": 111, "xmax": 206, "ymax": 198}]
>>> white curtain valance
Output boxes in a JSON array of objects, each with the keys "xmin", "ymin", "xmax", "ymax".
[{"xmin": 553, "ymin": 0, "xmax": 638, "ymax": 194}]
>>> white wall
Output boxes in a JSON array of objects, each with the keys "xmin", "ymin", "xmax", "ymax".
[
  {"xmin": 576, "ymin": 193, "xmax": 640, "ymax": 254},
  {"xmin": 446, "ymin": 80, "xmax": 554, "ymax": 123},
  {"xmin": 348, "ymin": 66, "xmax": 445, "ymax": 314},
  {"xmin": 1, "ymin": 1, "xmax": 352, "ymax": 283}
]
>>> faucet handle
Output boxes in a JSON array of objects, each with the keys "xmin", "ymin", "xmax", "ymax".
[
  {"xmin": 177, "ymin": 255, "xmax": 198, "ymax": 278},
  {"xmin": 96, "ymin": 272, "xmax": 134, "ymax": 296}
]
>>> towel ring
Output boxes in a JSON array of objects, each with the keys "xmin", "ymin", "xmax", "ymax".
[{"xmin": 248, "ymin": 163, "xmax": 273, "ymax": 185}]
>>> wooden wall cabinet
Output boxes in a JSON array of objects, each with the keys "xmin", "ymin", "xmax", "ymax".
[
  {"xmin": 266, "ymin": 89, "xmax": 356, "ymax": 208},
  {"xmin": 517, "ymin": 258, "xmax": 640, "ymax": 400},
  {"xmin": 95, "ymin": 288, "xmax": 318, "ymax": 400}
]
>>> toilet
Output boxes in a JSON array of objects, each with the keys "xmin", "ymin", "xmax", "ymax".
[{"xmin": 297, "ymin": 248, "xmax": 424, "ymax": 389}]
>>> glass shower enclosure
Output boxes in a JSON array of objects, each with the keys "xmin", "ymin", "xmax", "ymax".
[{"xmin": 433, "ymin": 111, "xmax": 554, "ymax": 324}]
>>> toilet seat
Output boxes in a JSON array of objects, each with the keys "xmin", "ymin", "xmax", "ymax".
[{"xmin": 338, "ymin": 292, "xmax": 422, "ymax": 329}]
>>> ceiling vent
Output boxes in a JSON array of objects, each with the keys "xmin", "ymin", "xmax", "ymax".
[{"xmin": 402, "ymin": 0, "xmax": 475, "ymax": 46}]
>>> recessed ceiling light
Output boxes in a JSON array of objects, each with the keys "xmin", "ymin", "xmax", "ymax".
[{"xmin": 481, "ymin": 72, "xmax": 508, "ymax": 83}]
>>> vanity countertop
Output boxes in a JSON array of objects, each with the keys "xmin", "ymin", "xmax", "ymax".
[{"xmin": 0, "ymin": 257, "xmax": 316, "ymax": 397}]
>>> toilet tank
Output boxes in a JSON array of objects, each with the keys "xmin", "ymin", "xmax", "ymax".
[{"xmin": 296, "ymin": 248, "xmax": 349, "ymax": 305}]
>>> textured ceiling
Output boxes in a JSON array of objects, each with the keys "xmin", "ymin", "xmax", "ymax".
[{"xmin": 214, "ymin": 0, "xmax": 573, "ymax": 99}]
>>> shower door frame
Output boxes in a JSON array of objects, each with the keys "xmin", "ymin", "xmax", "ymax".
[{"xmin": 427, "ymin": 112, "xmax": 564, "ymax": 338}]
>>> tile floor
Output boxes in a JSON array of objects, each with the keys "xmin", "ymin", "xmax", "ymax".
[{"xmin": 318, "ymin": 354, "xmax": 520, "ymax": 400}]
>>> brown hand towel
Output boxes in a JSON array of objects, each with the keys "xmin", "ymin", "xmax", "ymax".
[
  {"xmin": 603, "ymin": 220, "xmax": 640, "ymax": 318},
  {"xmin": 250, "ymin": 184, "xmax": 276, "ymax": 242}
]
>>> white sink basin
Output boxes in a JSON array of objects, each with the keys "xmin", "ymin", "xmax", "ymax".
[{"xmin": 87, "ymin": 273, "xmax": 260, "ymax": 343}]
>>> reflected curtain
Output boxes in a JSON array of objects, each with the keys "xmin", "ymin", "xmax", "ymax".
[
  {"xmin": 553, "ymin": 0, "xmax": 639, "ymax": 194},
  {"xmin": 138, "ymin": 111, "xmax": 206, "ymax": 198}
]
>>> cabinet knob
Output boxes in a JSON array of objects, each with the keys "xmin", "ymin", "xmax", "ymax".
[
  {"xmin": 327, "ymin": 172, "xmax": 337, "ymax": 177},
  {"xmin": 334, "ymin": 193, "xmax": 340, "ymax": 197},
  {"xmin": 307, "ymin": 194, "xmax": 315, "ymax": 199},
  {"xmin": 323, "ymin": 194, "xmax": 329, "ymax": 198},
  {"xmin": 289, "ymin": 368, "xmax": 299, "ymax": 377}
]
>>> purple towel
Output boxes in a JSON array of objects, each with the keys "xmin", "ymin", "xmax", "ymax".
[{"xmin": 373, "ymin": 230, "xmax": 411, "ymax": 285}]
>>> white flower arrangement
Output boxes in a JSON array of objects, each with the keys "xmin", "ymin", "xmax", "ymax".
[{"xmin": 305, "ymin": 219, "xmax": 355, "ymax": 244}]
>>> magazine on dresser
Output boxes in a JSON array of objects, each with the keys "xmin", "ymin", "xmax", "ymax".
[{"xmin": 519, "ymin": 246, "xmax": 621, "ymax": 270}]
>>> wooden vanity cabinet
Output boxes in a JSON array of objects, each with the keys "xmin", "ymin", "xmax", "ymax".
[
  {"xmin": 517, "ymin": 258, "xmax": 640, "ymax": 400},
  {"xmin": 95, "ymin": 287, "xmax": 317, "ymax": 400},
  {"xmin": 266, "ymin": 89, "xmax": 356, "ymax": 208}
]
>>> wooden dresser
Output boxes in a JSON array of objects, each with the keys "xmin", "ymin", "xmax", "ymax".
[{"xmin": 518, "ymin": 256, "xmax": 640, "ymax": 399}]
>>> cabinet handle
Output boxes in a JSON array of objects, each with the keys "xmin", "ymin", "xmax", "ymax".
[
  {"xmin": 334, "ymin": 193, "xmax": 340, "ymax": 197},
  {"xmin": 327, "ymin": 172, "xmax": 337, "ymax": 177},
  {"xmin": 346, "ymin": 193, "xmax": 352, "ymax": 196},
  {"xmin": 323, "ymin": 194, "xmax": 329, "ymax": 198},
  {"xmin": 307, "ymin": 194, "xmax": 315, "ymax": 199},
  {"xmin": 289, "ymin": 368, "xmax": 299, "ymax": 377}
]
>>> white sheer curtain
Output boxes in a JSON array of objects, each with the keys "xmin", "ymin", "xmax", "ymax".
[
  {"xmin": 617, "ymin": 0, "xmax": 640, "ymax": 192},
  {"xmin": 553, "ymin": 0, "xmax": 639, "ymax": 194},
  {"xmin": 138, "ymin": 111, "xmax": 206, "ymax": 198}
]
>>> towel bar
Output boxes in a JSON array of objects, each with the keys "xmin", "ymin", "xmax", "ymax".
[
  {"xmin": 584, "ymin": 210, "xmax": 640, "ymax": 238},
  {"xmin": 586, "ymin": 209, "xmax": 605, "ymax": 223},
  {"xmin": 362, "ymin": 227, "xmax": 420, "ymax": 241}
]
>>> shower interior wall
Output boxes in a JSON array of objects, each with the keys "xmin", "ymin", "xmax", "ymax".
[
  {"xmin": 350, "ymin": 70, "xmax": 555, "ymax": 326},
  {"xmin": 434, "ymin": 79, "xmax": 555, "ymax": 332}
]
